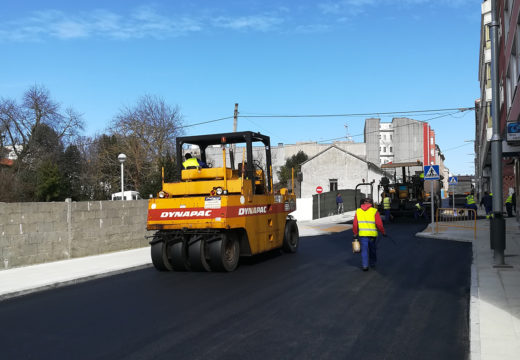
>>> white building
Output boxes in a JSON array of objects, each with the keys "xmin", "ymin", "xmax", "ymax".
[
  {"xmin": 299, "ymin": 145, "xmax": 386, "ymax": 199},
  {"xmin": 379, "ymin": 122, "xmax": 394, "ymax": 164}
]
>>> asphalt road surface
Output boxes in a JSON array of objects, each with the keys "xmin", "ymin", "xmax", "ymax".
[{"xmin": 0, "ymin": 220, "xmax": 471, "ymax": 360}]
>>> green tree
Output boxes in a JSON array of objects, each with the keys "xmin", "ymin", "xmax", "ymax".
[
  {"xmin": 35, "ymin": 160, "xmax": 62, "ymax": 202},
  {"xmin": 277, "ymin": 151, "xmax": 308, "ymax": 187},
  {"xmin": 60, "ymin": 144, "xmax": 83, "ymax": 200},
  {"xmin": 15, "ymin": 124, "xmax": 64, "ymax": 201}
]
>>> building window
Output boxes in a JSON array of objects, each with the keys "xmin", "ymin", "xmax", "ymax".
[
  {"xmin": 390, "ymin": 134, "xmax": 392, "ymax": 140},
  {"xmin": 383, "ymin": 147, "xmax": 386, "ymax": 153},
  {"xmin": 507, "ymin": 68, "xmax": 512, "ymax": 109},
  {"xmin": 505, "ymin": 0, "xmax": 511, "ymax": 42},
  {"xmin": 390, "ymin": 147, "xmax": 393, "ymax": 153},
  {"xmin": 517, "ymin": 29, "xmax": 520, "ymax": 81},
  {"xmin": 512, "ymin": 38, "xmax": 518, "ymax": 87},
  {"xmin": 329, "ymin": 179, "xmax": 338, "ymax": 192}
]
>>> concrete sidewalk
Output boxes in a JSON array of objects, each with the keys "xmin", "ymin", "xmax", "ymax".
[
  {"xmin": 1, "ymin": 210, "xmax": 518, "ymax": 360},
  {"xmin": 416, "ymin": 215, "xmax": 520, "ymax": 360}
]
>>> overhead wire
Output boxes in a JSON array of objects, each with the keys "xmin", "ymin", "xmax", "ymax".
[
  {"xmin": 238, "ymin": 107, "xmax": 475, "ymax": 119},
  {"xmin": 270, "ymin": 109, "xmax": 469, "ymax": 146},
  {"xmin": 177, "ymin": 116, "xmax": 234, "ymax": 129}
]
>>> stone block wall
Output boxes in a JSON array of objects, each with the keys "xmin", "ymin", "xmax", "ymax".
[{"xmin": 0, "ymin": 200, "xmax": 150, "ymax": 270}]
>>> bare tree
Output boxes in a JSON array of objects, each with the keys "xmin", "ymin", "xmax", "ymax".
[
  {"xmin": 0, "ymin": 85, "xmax": 84, "ymax": 160},
  {"xmin": 109, "ymin": 95, "xmax": 184, "ymax": 192},
  {"xmin": 111, "ymin": 94, "xmax": 183, "ymax": 161}
]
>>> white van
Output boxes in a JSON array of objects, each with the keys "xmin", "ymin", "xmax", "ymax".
[{"xmin": 111, "ymin": 191, "xmax": 142, "ymax": 201}]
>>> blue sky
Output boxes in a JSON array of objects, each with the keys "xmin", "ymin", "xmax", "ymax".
[{"xmin": 1, "ymin": 0, "xmax": 479, "ymax": 175}]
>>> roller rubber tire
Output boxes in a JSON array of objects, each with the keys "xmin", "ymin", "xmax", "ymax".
[
  {"xmin": 208, "ymin": 233, "xmax": 240, "ymax": 272},
  {"xmin": 282, "ymin": 220, "xmax": 299, "ymax": 253},
  {"xmin": 151, "ymin": 241, "xmax": 173, "ymax": 271},
  {"xmin": 170, "ymin": 241, "xmax": 191, "ymax": 271},
  {"xmin": 188, "ymin": 238, "xmax": 211, "ymax": 272}
]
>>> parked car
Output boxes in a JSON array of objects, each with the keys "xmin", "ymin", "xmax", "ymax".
[{"xmin": 111, "ymin": 191, "xmax": 142, "ymax": 200}]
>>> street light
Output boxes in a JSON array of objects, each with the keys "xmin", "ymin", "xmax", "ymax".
[{"xmin": 118, "ymin": 153, "xmax": 127, "ymax": 200}]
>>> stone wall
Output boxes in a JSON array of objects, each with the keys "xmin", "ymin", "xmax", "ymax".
[{"xmin": 0, "ymin": 200, "xmax": 150, "ymax": 270}]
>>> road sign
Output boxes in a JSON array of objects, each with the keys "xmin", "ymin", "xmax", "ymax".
[
  {"xmin": 448, "ymin": 176, "xmax": 458, "ymax": 185},
  {"xmin": 423, "ymin": 165, "xmax": 440, "ymax": 180},
  {"xmin": 316, "ymin": 186, "xmax": 323, "ymax": 194}
]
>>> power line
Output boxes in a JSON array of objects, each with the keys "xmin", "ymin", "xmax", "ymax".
[
  {"xmin": 238, "ymin": 107, "xmax": 474, "ymax": 119},
  {"xmin": 276, "ymin": 109, "xmax": 465, "ymax": 146},
  {"xmin": 177, "ymin": 116, "xmax": 234, "ymax": 129}
]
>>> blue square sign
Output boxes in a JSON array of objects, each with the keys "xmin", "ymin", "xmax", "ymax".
[{"xmin": 424, "ymin": 165, "xmax": 440, "ymax": 180}]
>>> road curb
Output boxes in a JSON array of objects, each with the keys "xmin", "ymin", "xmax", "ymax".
[
  {"xmin": 415, "ymin": 232, "xmax": 473, "ymax": 242},
  {"xmin": 0, "ymin": 263, "xmax": 152, "ymax": 302}
]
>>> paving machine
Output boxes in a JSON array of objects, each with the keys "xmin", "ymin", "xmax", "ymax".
[
  {"xmin": 146, "ymin": 131, "xmax": 298, "ymax": 272},
  {"xmin": 378, "ymin": 161, "xmax": 442, "ymax": 217}
]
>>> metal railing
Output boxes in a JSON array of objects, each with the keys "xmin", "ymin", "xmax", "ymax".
[{"xmin": 435, "ymin": 208, "xmax": 477, "ymax": 240}]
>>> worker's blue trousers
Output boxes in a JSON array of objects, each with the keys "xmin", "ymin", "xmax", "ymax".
[
  {"xmin": 465, "ymin": 204, "xmax": 478, "ymax": 219},
  {"xmin": 359, "ymin": 236, "xmax": 377, "ymax": 268},
  {"xmin": 384, "ymin": 210, "xmax": 390, "ymax": 222}
]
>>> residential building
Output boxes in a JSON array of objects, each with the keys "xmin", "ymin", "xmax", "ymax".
[
  {"xmin": 365, "ymin": 117, "xmax": 444, "ymax": 182},
  {"xmin": 365, "ymin": 117, "xmax": 437, "ymax": 165},
  {"xmin": 477, "ymin": 0, "xmax": 520, "ymax": 204}
]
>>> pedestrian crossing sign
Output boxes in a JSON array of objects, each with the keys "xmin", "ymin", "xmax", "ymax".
[
  {"xmin": 423, "ymin": 165, "xmax": 440, "ymax": 180},
  {"xmin": 448, "ymin": 176, "xmax": 458, "ymax": 185}
]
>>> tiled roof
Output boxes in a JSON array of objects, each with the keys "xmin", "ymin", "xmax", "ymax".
[{"xmin": 0, "ymin": 158, "xmax": 14, "ymax": 166}]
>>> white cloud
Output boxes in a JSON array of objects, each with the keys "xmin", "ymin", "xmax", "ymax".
[
  {"xmin": 0, "ymin": 0, "xmax": 475, "ymax": 42},
  {"xmin": 212, "ymin": 15, "xmax": 283, "ymax": 32},
  {"xmin": 317, "ymin": 0, "xmax": 474, "ymax": 17},
  {"xmin": 0, "ymin": 7, "xmax": 204, "ymax": 42},
  {"xmin": 294, "ymin": 24, "xmax": 331, "ymax": 34},
  {"xmin": 0, "ymin": 6, "xmax": 291, "ymax": 42}
]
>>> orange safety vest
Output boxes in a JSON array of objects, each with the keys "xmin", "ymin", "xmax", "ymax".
[{"xmin": 356, "ymin": 207, "xmax": 378, "ymax": 237}]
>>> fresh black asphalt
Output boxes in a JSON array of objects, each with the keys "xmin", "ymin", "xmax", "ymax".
[{"xmin": 0, "ymin": 220, "xmax": 471, "ymax": 360}]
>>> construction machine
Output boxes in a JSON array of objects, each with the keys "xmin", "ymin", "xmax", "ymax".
[
  {"xmin": 378, "ymin": 161, "xmax": 442, "ymax": 217},
  {"xmin": 146, "ymin": 131, "xmax": 298, "ymax": 272},
  {"xmin": 448, "ymin": 175, "xmax": 475, "ymax": 207}
]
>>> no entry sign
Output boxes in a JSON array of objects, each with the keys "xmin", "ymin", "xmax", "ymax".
[{"xmin": 316, "ymin": 186, "xmax": 323, "ymax": 194}]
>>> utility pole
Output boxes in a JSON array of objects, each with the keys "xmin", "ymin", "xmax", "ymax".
[
  {"xmin": 233, "ymin": 103, "xmax": 238, "ymax": 133},
  {"xmin": 490, "ymin": 0, "xmax": 506, "ymax": 266},
  {"xmin": 229, "ymin": 103, "xmax": 238, "ymax": 169}
]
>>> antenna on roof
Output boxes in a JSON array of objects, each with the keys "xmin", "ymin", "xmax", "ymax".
[{"xmin": 344, "ymin": 123, "xmax": 353, "ymax": 142}]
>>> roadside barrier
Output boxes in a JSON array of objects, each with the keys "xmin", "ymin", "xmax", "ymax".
[{"xmin": 435, "ymin": 208, "xmax": 477, "ymax": 240}]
